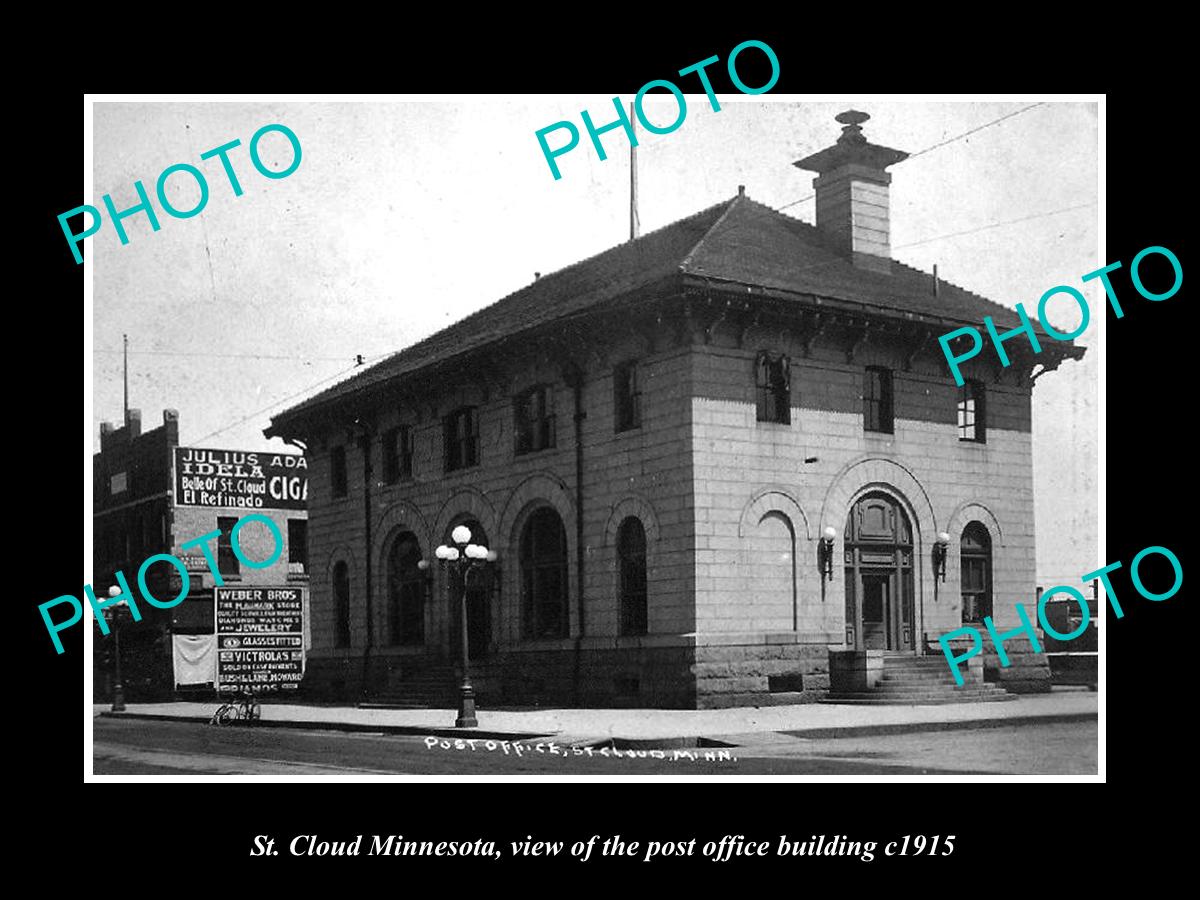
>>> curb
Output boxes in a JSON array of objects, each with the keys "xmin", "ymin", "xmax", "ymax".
[
  {"xmin": 98, "ymin": 711, "xmax": 549, "ymax": 742},
  {"xmin": 774, "ymin": 711, "xmax": 1098, "ymax": 741},
  {"xmin": 100, "ymin": 708, "xmax": 1096, "ymax": 746}
]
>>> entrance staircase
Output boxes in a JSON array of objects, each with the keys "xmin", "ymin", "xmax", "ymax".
[
  {"xmin": 823, "ymin": 655, "xmax": 1016, "ymax": 705},
  {"xmin": 362, "ymin": 663, "xmax": 460, "ymax": 709},
  {"xmin": 362, "ymin": 659, "xmax": 503, "ymax": 709}
]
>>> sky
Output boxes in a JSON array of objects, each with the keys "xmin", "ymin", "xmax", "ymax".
[{"xmin": 90, "ymin": 97, "xmax": 1099, "ymax": 586}]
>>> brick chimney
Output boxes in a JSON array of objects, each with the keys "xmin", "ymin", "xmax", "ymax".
[
  {"xmin": 163, "ymin": 408, "xmax": 180, "ymax": 445},
  {"xmin": 794, "ymin": 110, "xmax": 908, "ymax": 274}
]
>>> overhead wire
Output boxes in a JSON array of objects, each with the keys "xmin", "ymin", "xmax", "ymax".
[
  {"xmin": 775, "ymin": 102, "xmax": 1046, "ymax": 212},
  {"xmin": 94, "ymin": 349, "xmax": 378, "ymax": 363},
  {"xmin": 183, "ymin": 362, "xmax": 362, "ymax": 447}
]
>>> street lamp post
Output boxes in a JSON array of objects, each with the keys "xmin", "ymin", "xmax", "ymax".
[
  {"xmin": 433, "ymin": 524, "xmax": 497, "ymax": 729},
  {"xmin": 106, "ymin": 585, "xmax": 127, "ymax": 712}
]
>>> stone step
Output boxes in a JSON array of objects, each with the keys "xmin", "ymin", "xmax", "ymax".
[
  {"xmin": 869, "ymin": 693, "xmax": 1010, "ymax": 703},
  {"xmin": 824, "ymin": 681, "xmax": 1014, "ymax": 700},
  {"xmin": 820, "ymin": 694, "xmax": 1018, "ymax": 705},
  {"xmin": 882, "ymin": 659, "xmax": 957, "ymax": 669},
  {"xmin": 873, "ymin": 676, "xmax": 1003, "ymax": 691},
  {"xmin": 874, "ymin": 685, "xmax": 1007, "ymax": 696}
]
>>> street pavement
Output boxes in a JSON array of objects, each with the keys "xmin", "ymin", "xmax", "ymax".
[
  {"xmin": 94, "ymin": 690, "xmax": 1097, "ymax": 745},
  {"xmin": 93, "ymin": 715, "xmax": 1098, "ymax": 775}
]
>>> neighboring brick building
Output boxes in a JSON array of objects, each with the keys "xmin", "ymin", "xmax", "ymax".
[
  {"xmin": 266, "ymin": 112, "xmax": 1084, "ymax": 709},
  {"xmin": 92, "ymin": 411, "xmax": 310, "ymax": 701}
]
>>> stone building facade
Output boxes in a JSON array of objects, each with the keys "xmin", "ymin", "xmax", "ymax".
[{"xmin": 266, "ymin": 112, "xmax": 1083, "ymax": 709}]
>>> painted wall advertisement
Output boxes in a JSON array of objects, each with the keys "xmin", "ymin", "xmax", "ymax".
[
  {"xmin": 175, "ymin": 447, "xmax": 308, "ymax": 510},
  {"xmin": 214, "ymin": 587, "xmax": 305, "ymax": 691}
]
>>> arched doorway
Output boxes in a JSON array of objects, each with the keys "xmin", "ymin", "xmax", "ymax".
[
  {"xmin": 447, "ymin": 518, "xmax": 492, "ymax": 659},
  {"xmin": 844, "ymin": 492, "xmax": 915, "ymax": 651}
]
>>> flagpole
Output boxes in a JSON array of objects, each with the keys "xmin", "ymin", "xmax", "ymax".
[
  {"xmin": 630, "ymin": 102, "xmax": 639, "ymax": 241},
  {"xmin": 123, "ymin": 333, "xmax": 130, "ymax": 426}
]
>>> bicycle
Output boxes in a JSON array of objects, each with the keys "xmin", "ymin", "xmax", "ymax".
[{"xmin": 209, "ymin": 688, "xmax": 262, "ymax": 726}]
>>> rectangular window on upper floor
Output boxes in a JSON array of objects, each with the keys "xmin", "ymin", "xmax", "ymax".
[
  {"xmin": 756, "ymin": 352, "xmax": 791, "ymax": 424},
  {"xmin": 864, "ymin": 366, "xmax": 894, "ymax": 434},
  {"xmin": 958, "ymin": 380, "xmax": 986, "ymax": 443},
  {"xmin": 614, "ymin": 362, "xmax": 642, "ymax": 432},
  {"xmin": 383, "ymin": 425, "xmax": 414, "ymax": 482},
  {"xmin": 514, "ymin": 386, "xmax": 556, "ymax": 455},
  {"xmin": 444, "ymin": 407, "xmax": 480, "ymax": 471}
]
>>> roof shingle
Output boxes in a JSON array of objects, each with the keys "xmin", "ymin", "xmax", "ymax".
[{"xmin": 268, "ymin": 194, "xmax": 1040, "ymax": 432}]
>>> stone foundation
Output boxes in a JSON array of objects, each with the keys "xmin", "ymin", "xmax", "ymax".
[
  {"xmin": 930, "ymin": 631, "xmax": 1051, "ymax": 693},
  {"xmin": 692, "ymin": 641, "xmax": 829, "ymax": 709},
  {"xmin": 300, "ymin": 636, "xmax": 836, "ymax": 709},
  {"xmin": 830, "ymin": 649, "xmax": 885, "ymax": 691},
  {"xmin": 985, "ymin": 635, "xmax": 1052, "ymax": 693}
]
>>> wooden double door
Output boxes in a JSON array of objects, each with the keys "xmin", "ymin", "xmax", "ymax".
[{"xmin": 844, "ymin": 493, "xmax": 916, "ymax": 652}]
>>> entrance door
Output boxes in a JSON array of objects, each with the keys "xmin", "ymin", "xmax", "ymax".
[
  {"xmin": 861, "ymin": 573, "xmax": 890, "ymax": 650},
  {"xmin": 844, "ymin": 492, "xmax": 916, "ymax": 652}
]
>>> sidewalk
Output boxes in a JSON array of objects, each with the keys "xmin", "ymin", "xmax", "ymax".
[{"xmin": 95, "ymin": 690, "xmax": 1098, "ymax": 747}]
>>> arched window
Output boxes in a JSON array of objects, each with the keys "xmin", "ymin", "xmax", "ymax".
[
  {"xmin": 960, "ymin": 522, "xmax": 993, "ymax": 623},
  {"xmin": 618, "ymin": 517, "xmax": 648, "ymax": 636},
  {"xmin": 332, "ymin": 561, "xmax": 351, "ymax": 648},
  {"xmin": 520, "ymin": 507, "xmax": 569, "ymax": 639},
  {"xmin": 387, "ymin": 531, "xmax": 424, "ymax": 646}
]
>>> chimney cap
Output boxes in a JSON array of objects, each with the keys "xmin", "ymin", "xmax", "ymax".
[
  {"xmin": 794, "ymin": 110, "xmax": 909, "ymax": 175},
  {"xmin": 835, "ymin": 109, "xmax": 871, "ymax": 127}
]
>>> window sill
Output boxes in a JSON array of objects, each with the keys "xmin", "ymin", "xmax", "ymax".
[{"xmin": 755, "ymin": 419, "xmax": 792, "ymax": 428}]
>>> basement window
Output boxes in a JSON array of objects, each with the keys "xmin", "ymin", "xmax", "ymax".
[
  {"xmin": 614, "ymin": 676, "xmax": 640, "ymax": 697},
  {"xmin": 768, "ymin": 673, "xmax": 804, "ymax": 693}
]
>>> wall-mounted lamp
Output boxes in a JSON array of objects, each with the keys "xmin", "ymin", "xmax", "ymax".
[
  {"xmin": 817, "ymin": 525, "xmax": 837, "ymax": 581},
  {"xmin": 932, "ymin": 531, "xmax": 951, "ymax": 582}
]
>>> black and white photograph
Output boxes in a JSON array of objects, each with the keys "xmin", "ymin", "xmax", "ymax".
[{"xmin": 78, "ymin": 92, "xmax": 1109, "ymax": 780}]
